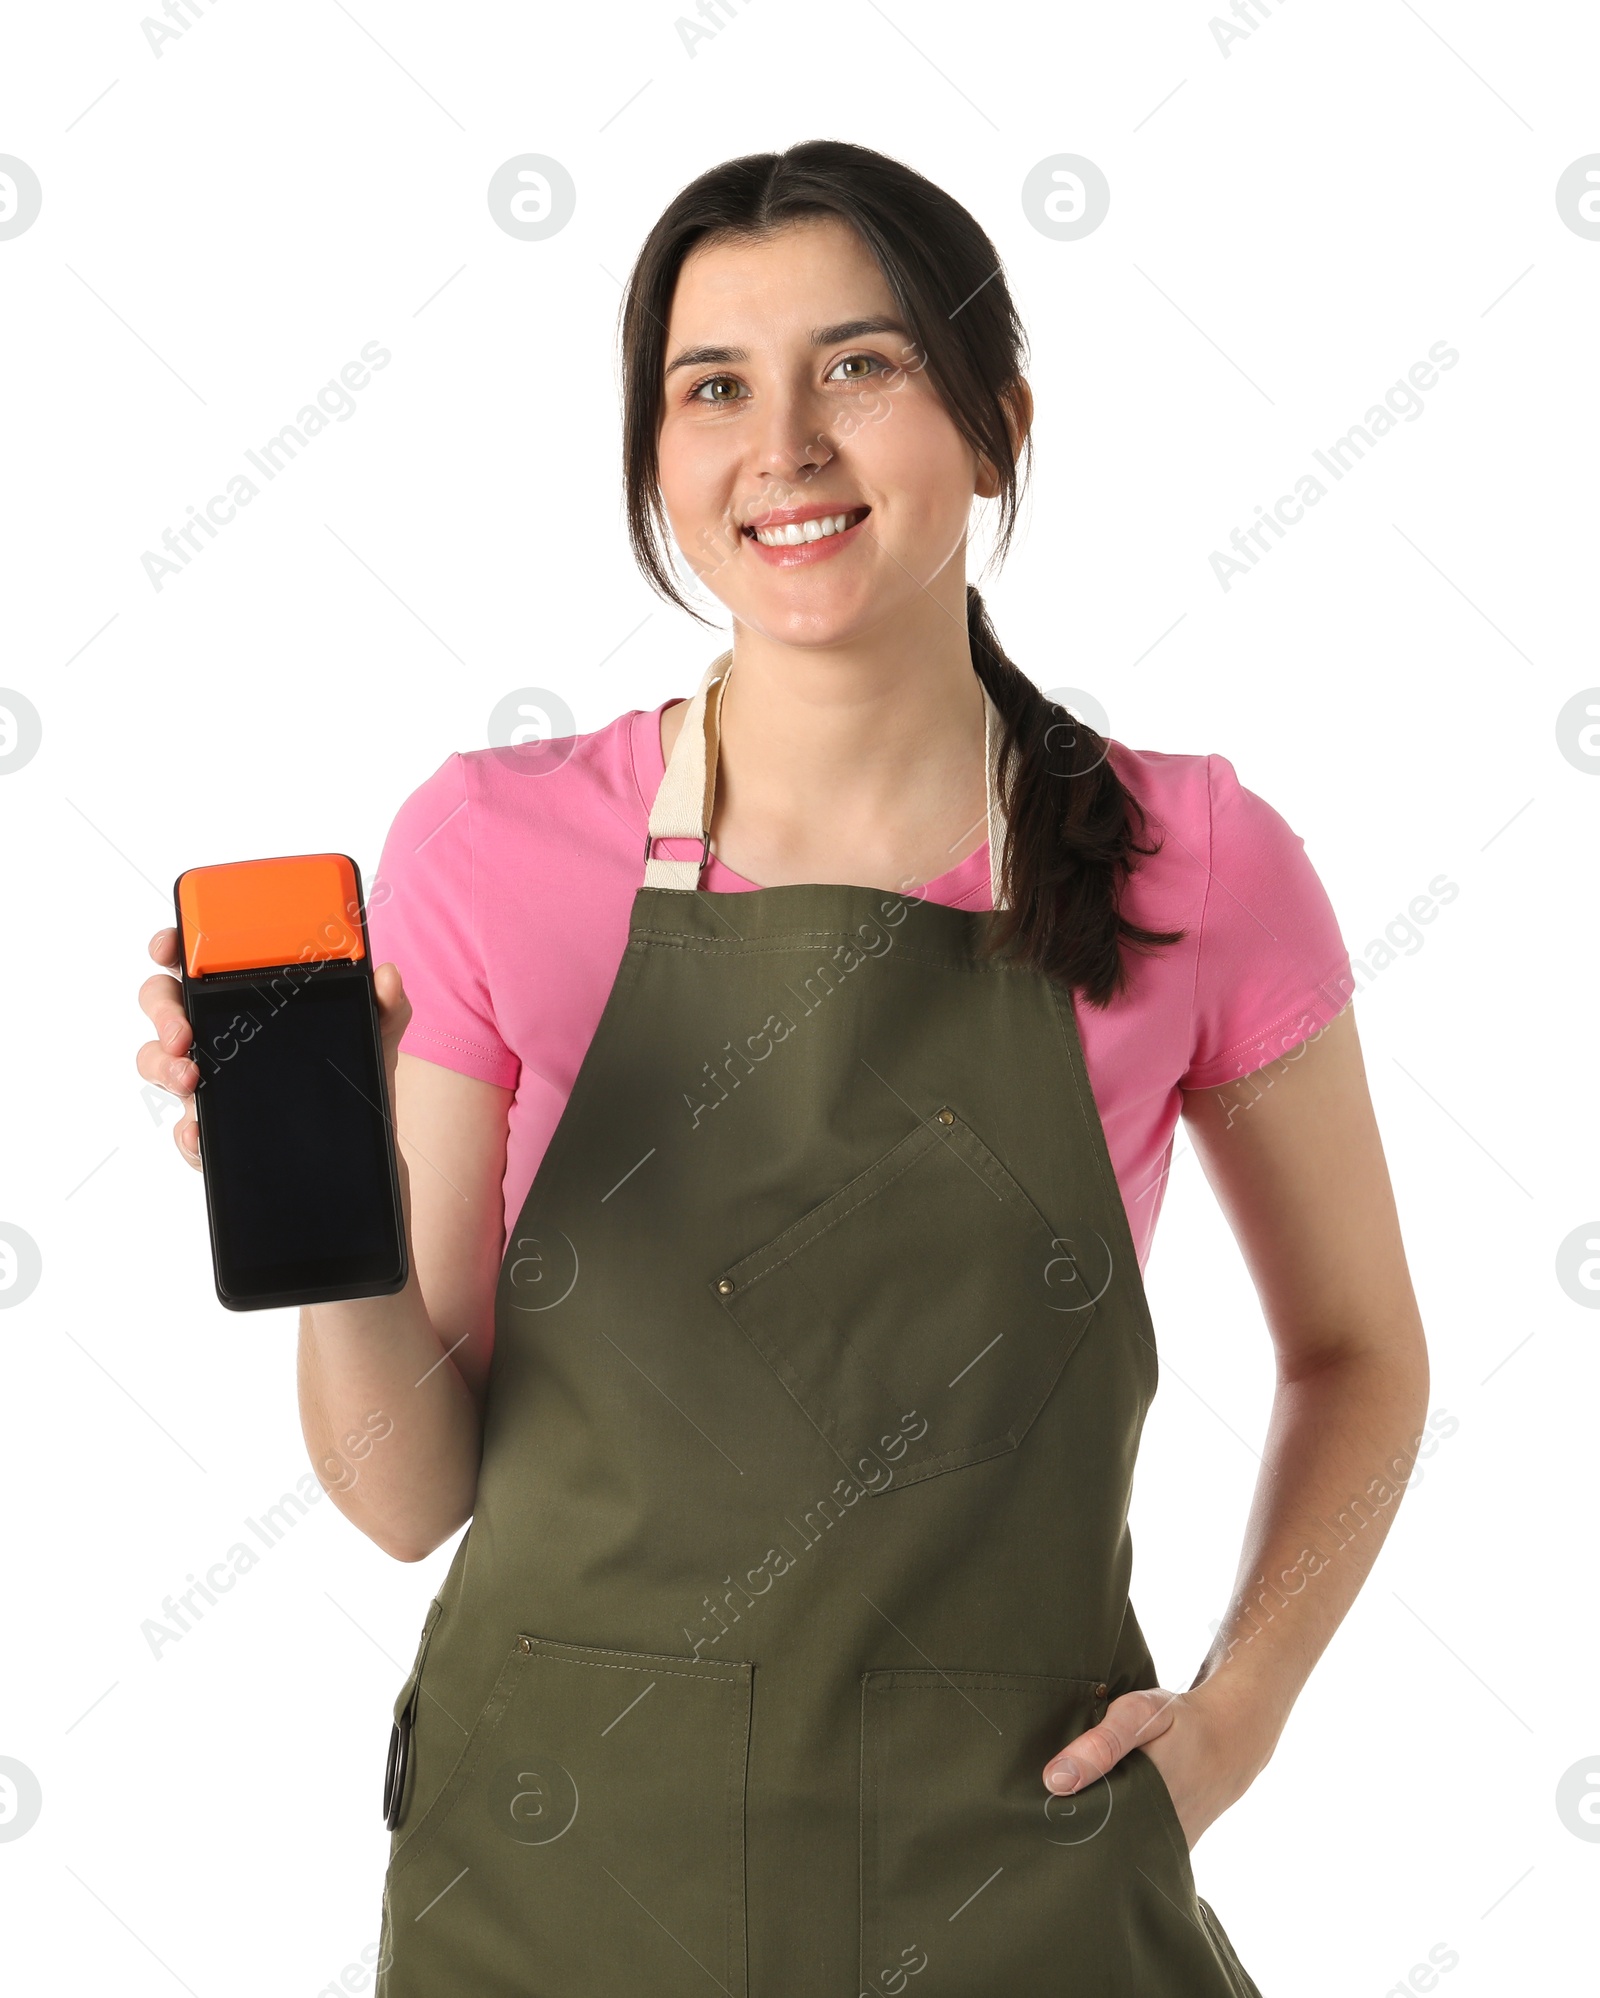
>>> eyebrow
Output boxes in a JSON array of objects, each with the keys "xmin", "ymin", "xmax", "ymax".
[{"xmin": 663, "ymin": 315, "xmax": 916, "ymax": 377}]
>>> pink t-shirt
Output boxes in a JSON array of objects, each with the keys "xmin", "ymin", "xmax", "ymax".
[{"xmin": 367, "ymin": 702, "xmax": 1354, "ymax": 1271}]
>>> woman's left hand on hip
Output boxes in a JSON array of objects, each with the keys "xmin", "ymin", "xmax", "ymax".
[{"xmin": 1041, "ymin": 1685, "xmax": 1260, "ymax": 1850}]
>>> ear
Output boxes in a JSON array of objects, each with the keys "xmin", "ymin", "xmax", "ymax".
[{"xmin": 974, "ymin": 377, "xmax": 1035, "ymax": 499}]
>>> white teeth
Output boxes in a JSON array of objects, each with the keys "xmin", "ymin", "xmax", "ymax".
[{"xmin": 751, "ymin": 510, "xmax": 859, "ymax": 547}]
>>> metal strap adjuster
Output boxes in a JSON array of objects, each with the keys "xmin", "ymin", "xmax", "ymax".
[{"xmin": 643, "ymin": 829, "xmax": 711, "ymax": 869}]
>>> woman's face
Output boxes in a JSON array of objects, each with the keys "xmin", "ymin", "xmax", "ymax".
[{"xmin": 655, "ymin": 215, "xmax": 993, "ymax": 650}]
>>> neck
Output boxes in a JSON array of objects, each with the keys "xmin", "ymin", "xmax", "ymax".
[{"xmin": 683, "ymin": 592, "xmax": 992, "ymax": 894}]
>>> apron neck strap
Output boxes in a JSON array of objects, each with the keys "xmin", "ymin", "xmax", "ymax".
[{"xmin": 643, "ymin": 650, "xmax": 1009, "ymax": 910}]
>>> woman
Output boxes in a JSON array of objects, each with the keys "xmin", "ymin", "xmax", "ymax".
[{"xmin": 138, "ymin": 141, "xmax": 1429, "ymax": 1995}]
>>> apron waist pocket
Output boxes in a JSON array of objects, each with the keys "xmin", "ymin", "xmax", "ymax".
[{"xmin": 382, "ymin": 1630, "xmax": 753, "ymax": 1998}]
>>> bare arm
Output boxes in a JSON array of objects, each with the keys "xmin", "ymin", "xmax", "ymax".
[
  {"xmin": 297, "ymin": 1038, "xmax": 513, "ymax": 1561},
  {"xmin": 138, "ymin": 933, "xmax": 512, "ymax": 1563},
  {"xmin": 1041, "ymin": 1004, "xmax": 1432, "ymax": 1842}
]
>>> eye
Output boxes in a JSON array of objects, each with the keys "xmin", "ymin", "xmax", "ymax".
[
  {"xmin": 687, "ymin": 373, "xmax": 747, "ymax": 404},
  {"xmin": 827, "ymin": 352, "xmax": 885, "ymax": 383}
]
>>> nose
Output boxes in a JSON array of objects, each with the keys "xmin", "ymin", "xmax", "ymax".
[{"xmin": 749, "ymin": 386, "xmax": 836, "ymax": 500}]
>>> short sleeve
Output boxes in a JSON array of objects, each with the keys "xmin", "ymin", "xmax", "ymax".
[
  {"xmin": 1180, "ymin": 754, "xmax": 1355, "ymax": 1091},
  {"xmin": 365, "ymin": 752, "xmax": 519, "ymax": 1090}
]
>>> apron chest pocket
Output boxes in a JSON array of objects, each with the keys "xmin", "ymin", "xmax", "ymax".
[{"xmin": 713, "ymin": 1108, "xmax": 1097, "ymax": 1492}]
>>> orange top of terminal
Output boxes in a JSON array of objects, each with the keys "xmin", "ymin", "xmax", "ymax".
[{"xmin": 177, "ymin": 854, "xmax": 366, "ymax": 976}]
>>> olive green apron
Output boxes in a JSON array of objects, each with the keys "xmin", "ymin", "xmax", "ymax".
[{"xmin": 375, "ymin": 655, "xmax": 1263, "ymax": 1997}]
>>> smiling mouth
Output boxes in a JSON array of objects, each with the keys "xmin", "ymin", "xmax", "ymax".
[{"xmin": 742, "ymin": 505, "xmax": 871, "ymax": 548}]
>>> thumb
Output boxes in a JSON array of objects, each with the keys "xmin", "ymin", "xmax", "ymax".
[
  {"xmin": 1043, "ymin": 1686, "xmax": 1179, "ymax": 1795},
  {"xmin": 373, "ymin": 961, "xmax": 413, "ymax": 1049}
]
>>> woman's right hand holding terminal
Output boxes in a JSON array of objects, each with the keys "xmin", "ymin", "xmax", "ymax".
[{"xmin": 135, "ymin": 928, "xmax": 511, "ymax": 1562}]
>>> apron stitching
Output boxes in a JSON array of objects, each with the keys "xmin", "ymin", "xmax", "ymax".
[
  {"xmin": 627, "ymin": 935, "xmax": 1015, "ymax": 970},
  {"xmin": 857, "ymin": 1686, "xmax": 868, "ymax": 1992},
  {"xmin": 868, "ymin": 1673, "xmax": 1103, "ymax": 1691},
  {"xmin": 629, "ymin": 926, "xmax": 937, "ymax": 942},
  {"xmin": 528, "ymin": 1656, "xmax": 743, "ymax": 1683},
  {"xmin": 632, "ymin": 920, "xmax": 913, "ymax": 934},
  {"xmin": 540, "ymin": 1642, "xmax": 744, "ymax": 1665},
  {"xmin": 724, "ymin": 1132, "xmax": 940, "ymax": 1288},
  {"xmin": 727, "ymin": 1117, "xmax": 1057, "ymax": 1294},
  {"xmin": 726, "ymin": 1661, "xmax": 749, "ymax": 1993}
]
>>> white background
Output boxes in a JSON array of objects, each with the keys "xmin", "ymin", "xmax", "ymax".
[{"xmin": 2, "ymin": 1, "xmax": 1596, "ymax": 1991}]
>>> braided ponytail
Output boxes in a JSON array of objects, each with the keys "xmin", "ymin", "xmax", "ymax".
[{"xmin": 967, "ymin": 587, "xmax": 1184, "ymax": 1006}]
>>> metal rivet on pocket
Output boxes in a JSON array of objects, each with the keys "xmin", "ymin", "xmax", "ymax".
[
  {"xmin": 936, "ymin": 1106, "xmax": 955, "ymax": 1126},
  {"xmin": 517, "ymin": 1635, "xmax": 533, "ymax": 1654},
  {"xmin": 717, "ymin": 1277, "xmax": 735, "ymax": 1295}
]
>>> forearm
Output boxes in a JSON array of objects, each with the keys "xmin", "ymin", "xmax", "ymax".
[
  {"xmin": 297, "ymin": 1156, "xmax": 483, "ymax": 1561},
  {"xmin": 1187, "ymin": 1331, "xmax": 1431, "ymax": 1768}
]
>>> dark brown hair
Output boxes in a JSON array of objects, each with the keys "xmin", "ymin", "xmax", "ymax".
[{"xmin": 617, "ymin": 138, "xmax": 1184, "ymax": 1006}]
